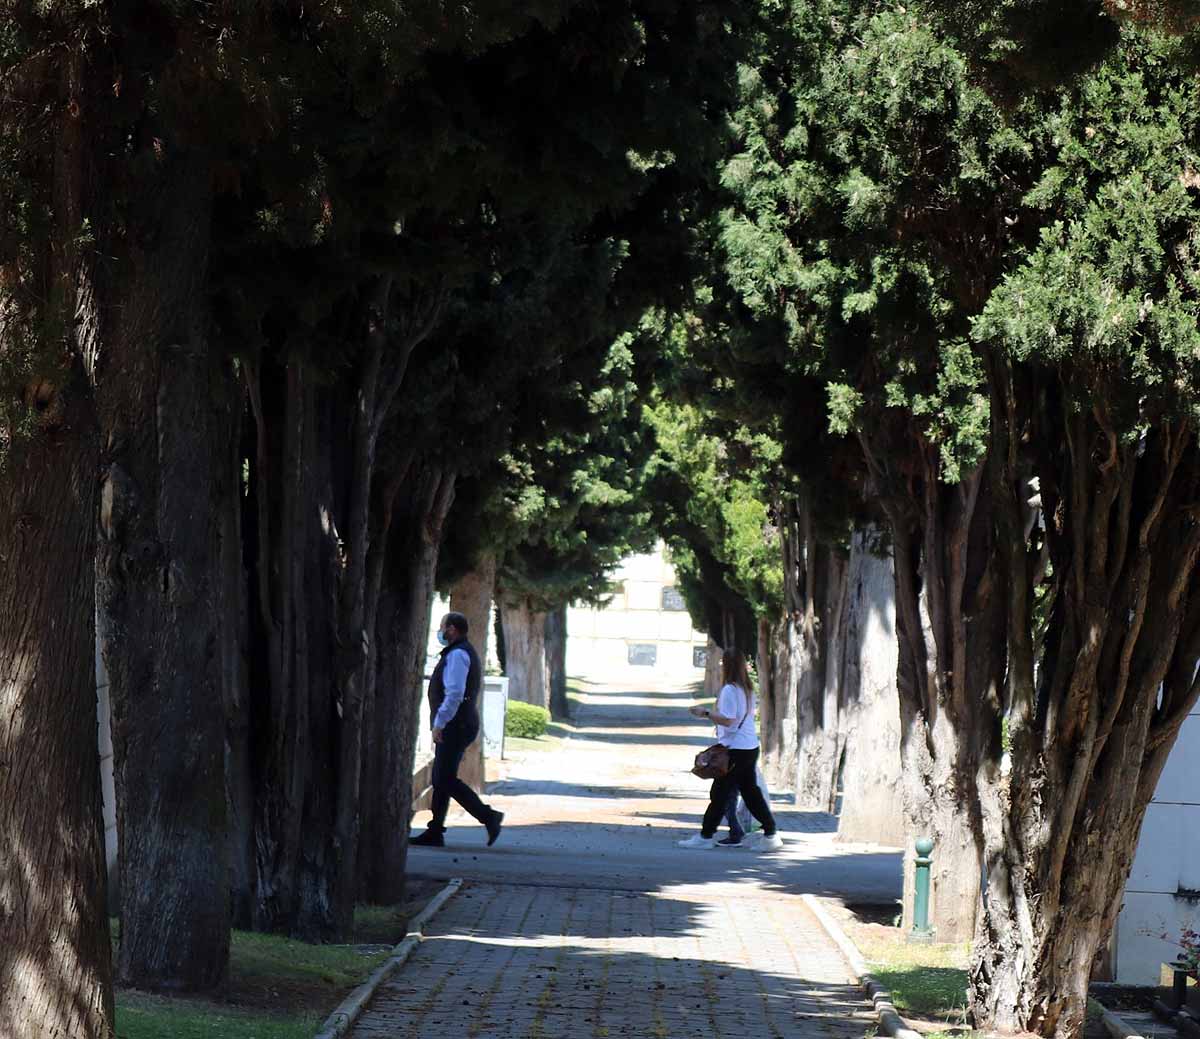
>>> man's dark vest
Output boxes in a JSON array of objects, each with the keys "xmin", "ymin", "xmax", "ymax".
[{"xmin": 427, "ymin": 637, "xmax": 483, "ymax": 730}]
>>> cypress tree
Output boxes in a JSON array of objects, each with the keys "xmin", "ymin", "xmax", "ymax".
[{"xmin": 721, "ymin": 4, "xmax": 1200, "ymax": 1034}]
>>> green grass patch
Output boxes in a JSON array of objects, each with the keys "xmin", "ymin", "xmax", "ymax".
[
  {"xmin": 352, "ymin": 903, "xmax": 410, "ymax": 945},
  {"xmin": 116, "ymin": 992, "xmax": 318, "ymax": 1039},
  {"xmin": 872, "ymin": 964, "xmax": 970, "ymax": 1019},
  {"xmin": 230, "ymin": 931, "xmax": 389, "ymax": 993},
  {"xmin": 854, "ymin": 929, "xmax": 970, "ymax": 1020},
  {"xmin": 112, "ymin": 888, "xmax": 445, "ymax": 1039}
]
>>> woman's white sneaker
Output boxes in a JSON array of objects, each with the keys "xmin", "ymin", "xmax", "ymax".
[
  {"xmin": 758, "ymin": 833, "xmax": 784, "ymax": 852},
  {"xmin": 677, "ymin": 834, "xmax": 715, "ymax": 849}
]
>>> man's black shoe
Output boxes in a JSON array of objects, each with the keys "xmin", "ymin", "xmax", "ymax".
[
  {"xmin": 485, "ymin": 810, "xmax": 504, "ymax": 847},
  {"xmin": 410, "ymin": 828, "xmax": 445, "ymax": 848}
]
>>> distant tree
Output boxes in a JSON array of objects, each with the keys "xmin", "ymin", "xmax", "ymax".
[{"xmin": 497, "ymin": 335, "xmax": 657, "ymax": 712}]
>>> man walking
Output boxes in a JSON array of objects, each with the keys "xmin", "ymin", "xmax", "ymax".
[{"xmin": 410, "ymin": 611, "xmax": 504, "ymax": 848}]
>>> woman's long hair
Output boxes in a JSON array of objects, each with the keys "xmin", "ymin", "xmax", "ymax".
[{"xmin": 720, "ymin": 648, "xmax": 754, "ymax": 693}]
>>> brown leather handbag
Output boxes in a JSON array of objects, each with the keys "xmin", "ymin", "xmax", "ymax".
[
  {"xmin": 691, "ymin": 743, "xmax": 732, "ymax": 779},
  {"xmin": 690, "ymin": 691, "xmax": 751, "ymax": 779}
]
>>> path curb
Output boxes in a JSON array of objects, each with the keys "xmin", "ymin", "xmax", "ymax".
[
  {"xmin": 802, "ymin": 893, "xmax": 924, "ymax": 1039},
  {"xmin": 314, "ymin": 877, "xmax": 463, "ymax": 1039},
  {"xmin": 1095, "ymin": 1000, "xmax": 1153, "ymax": 1039}
]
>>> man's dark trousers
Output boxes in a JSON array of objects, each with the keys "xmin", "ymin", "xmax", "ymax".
[{"xmin": 429, "ymin": 711, "xmax": 490, "ymax": 832}]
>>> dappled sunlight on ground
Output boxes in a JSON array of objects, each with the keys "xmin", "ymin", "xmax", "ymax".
[{"xmin": 361, "ymin": 674, "xmax": 909, "ymax": 1036}]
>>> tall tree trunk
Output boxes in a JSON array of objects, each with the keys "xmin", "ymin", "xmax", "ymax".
[
  {"xmin": 704, "ymin": 635, "xmax": 723, "ymax": 699},
  {"xmin": 0, "ymin": 48, "xmax": 113, "ymax": 1034},
  {"xmin": 95, "ymin": 156, "xmax": 231, "ymax": 991},
  {"xmin": 450, "ymin": 552, "xmax": 496, "ymax": 667},
  {"xmin": 499, "ymin": 593, "xmax": 549, "ymax": 707},
  {"xmin": 896, "ymin": 704, "xmax": 982, "ymax": 940},
  {"xmin": 245, "ymin": 283, "xmax": 441, "ymax": 936},
  {"xmin": 860, "ymin": 364, "xmax": 1200, "ymax": 1035},
  {"xmin": 545, "ymin": 603, "xmax": 570, "ymax": 720},
  {"xmin": 220, "ymin": 371, "xmax": 255, "ymax": 921},
  {"xmin": 809, "ymin": 548, "xmax": 849, "ymax": 813},
  {"xmin": 756, "ymin": 617, "xmax": 779, "ymax": 765},
  {"xmin": 836, "ymin": 527, "xmax": 906, "ymax": 847},
  {"xmin": 782, "ymin": 493, "xmax": 848, "ymax": 812},
  {"xmin": 0, "ymin": 367, "xmax": 111, "ymax": 1037},
  {"xmin": 881, "ymin": 462, "xmax": 987, "ymax": 945},
  {"xmin": 216, "ymin": 363, "xmax": 254, "ymax": 927},
  {"xmin": 358, "ymin": 464, "xmax": 456, "ymax": 905},
  {"xmin": 967, "ymin": 379, "xmax": 1200, "ymax": 1036},
  {"xmin": 245, "ymin": 359, "xmax": 341, "ymax": 940},
  {"xmin": 762, "ymin": 505, "xmax": 804, "ymax": 791}
]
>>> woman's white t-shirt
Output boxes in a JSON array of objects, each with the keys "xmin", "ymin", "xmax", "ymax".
[{"xmin": 716, "ymin": 683, "xmax": 758, "ymax": 750}]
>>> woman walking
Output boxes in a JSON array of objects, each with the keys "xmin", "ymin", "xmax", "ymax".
[{"xmin": 678, "ymin": 649, "xmax": 783, "ymax": 851}]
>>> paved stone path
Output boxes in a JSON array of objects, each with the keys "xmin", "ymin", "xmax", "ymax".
[{"xmin": 349, "ymin": 678, "xmax": 899, "ymax": 1038}]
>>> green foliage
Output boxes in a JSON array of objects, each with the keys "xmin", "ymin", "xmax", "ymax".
[
  {"xmin": 505, "ymin": 701, "xmax": 550, "ymax": 739},
  {"xmin": 716, "ymin": 1, "xmax": 1200, "ymax": 492},
  {"xmin": 975, "ymin": 32, "xmax": 1200, "ymax": 428},
  {"xmin": 916, "ymin": 0, "xmax": 1200, "ymax": 97},
  {"xmin": 494, "ymin": 332, "xmax": 657, "ymax": 610},
  {"xmin": 646, "ymin": 397, "xmax": 782, "ymax": 641}
]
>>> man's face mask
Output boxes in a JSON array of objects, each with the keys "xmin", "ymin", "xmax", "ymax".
[{"xmin": 437, "ymin": 628, "xmax": 449, "ymax": 646}]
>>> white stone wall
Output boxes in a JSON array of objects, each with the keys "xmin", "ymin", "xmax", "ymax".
[
  {"xmin": 1114, "ymin": 702, "xmax": 1200, "ymax": 984},
  {"xmin": 566, "ymin": 543, "xmax": 708, "ymax": 683}
]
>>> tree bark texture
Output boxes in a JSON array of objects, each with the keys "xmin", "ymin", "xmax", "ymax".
[
  {"xmin": 545, "ymin": 604, "xmax": 570, "ymax": 721},
  {"xmin": 216, "ymin": 371, "xmax": 254, "ymax": 928},
  {"xmin": 243, "ymin": 273, "xmax": 441, "ymax": 933},
  {"xmin": 835, "ymin": 528, "xmax": 906, "ymax": 847},
  {"xmin": 358, "ymin": 464, "xmax": 457, "ymax": 905},
  {"xmin": 0, "ymin": 45, "xmax": 114, "ymax": 1035},
  {"xmin": 797, "ymin": 544, "xmax": 849, "ymax": 813},
  {"xmin": 244, "ymin": 359, "xmax": 341, "ymax": 939},
  {"xmin": 499, "ymin": 593, "xmax": 549, "ymax": 708},
  {"xmin": 767, "ymin": 495, "xmax": 849, "ymax": 810},
  {"xmin": 323, "ymin": 281, "xmax": 442, "ymax": 929},
  {"xmin": 704, "ymin": 636, "xmax": 723, "ymax": 699},
  {"xmin": 0, "ymin": 346, "xmax": 112, "ymax": 1036},
  {"xmin": 863, "ymin": 362, "xmax": 1200, "ymax": 1037},
  {"xmin": 756, "ymin": 617, "xmax": 778, "ymax": 763},
  {"xmin": 449, "ymin": 552, "xmax": 496, "ymax": 669},
  {"xmin": 94, "ymin": 156, "xmax": 232, "ymax": 992},
  {"xmin": 876, "ymin": 456, "xmax": 988, "ymax": 947},
  {"xmin": 758, "ymin": 509, "xmax": 800, "ymax": 790}
]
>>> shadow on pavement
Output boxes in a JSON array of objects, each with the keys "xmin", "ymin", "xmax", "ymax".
[
  {"xmin": 407, "ymin": 818, "xmax": 901, "ymax": 906},
  {"xmin": 562, "ymin": 729, "xmax": 711, "ymax": 747},
  {"xmin": 636, "ymin": 809, "xmax": 838, "ymax": 834},
  {"xmin": 488, "ymin": 778, "xmax": 700, "ymax": 800},
  {"xmin": 361, "ymin": 882, "xmax": 876, "ymax": 1039}
]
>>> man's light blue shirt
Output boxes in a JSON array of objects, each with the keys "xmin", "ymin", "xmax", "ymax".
[{"xmin": 433, "ymin": 646, "xmax": 470, "ymax": 730}]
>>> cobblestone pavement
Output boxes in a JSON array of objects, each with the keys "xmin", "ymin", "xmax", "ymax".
[
  {"xmin": 352, "ymin": 882, "xmax": 874, "ymax": 1039},
  {"xmin": 347, "ymin": 679, "xmax": 898, "ymax": 1037}
]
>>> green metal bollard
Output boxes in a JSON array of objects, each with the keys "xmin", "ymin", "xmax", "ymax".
[{"xmin": 908, "ymin": 836, "xmax": 936, "ymax": 944}]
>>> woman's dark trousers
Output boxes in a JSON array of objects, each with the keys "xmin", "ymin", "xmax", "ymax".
[
  {"xmin": 429, "ymin": 715, "xmax": 490, "ymax": 832},
  {"xmin": 702, "ymin": 747, "xmax": 775, "ymax": 838}
]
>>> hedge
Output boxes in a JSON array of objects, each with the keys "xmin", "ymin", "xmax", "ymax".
[{"xmin": 505, "ymin": 702, "xmax": 550, "ymax": 739}]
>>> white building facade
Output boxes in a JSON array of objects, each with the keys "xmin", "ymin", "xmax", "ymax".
[
  {"xmin": 1112, "ymin": 700, "xmax": 1200, "ymax": 984},
  {"xmin": 566, "ymin": 544, "xmax": 708, "ymax": 682}
]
